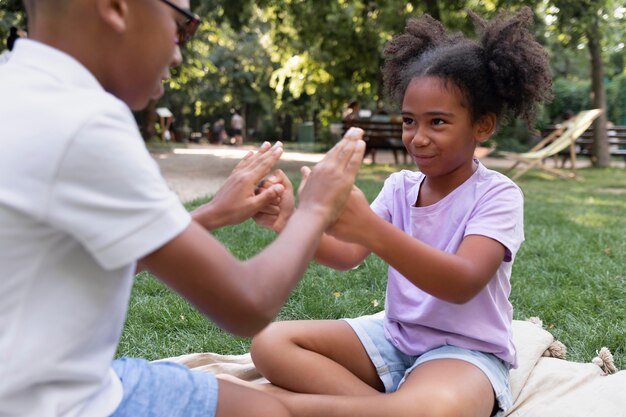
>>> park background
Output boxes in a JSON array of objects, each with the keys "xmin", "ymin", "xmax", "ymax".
[
  {"xmin": 1, "ymin": 0, "xmax": 624, "ymax": 368},
  {"xmin": 1, "ymin": 0, "xmax": 624, "ymax": 164}
]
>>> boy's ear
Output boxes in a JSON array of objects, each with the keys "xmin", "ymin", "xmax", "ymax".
[
  {"xmin": 475, "ymin": 113, "xmax": 497, "ymax": 143},
  {"xmin": 96, "ymin": 0, "xmax": 129, "ymax": 34}
]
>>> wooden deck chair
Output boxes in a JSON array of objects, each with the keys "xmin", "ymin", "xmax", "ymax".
[{"xmin": 502, "ymin": 109, "xmax": 603, "ymax": 181}]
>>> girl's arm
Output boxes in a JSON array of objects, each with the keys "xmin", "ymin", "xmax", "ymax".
[
  {"xmin": 254, "ymin": 168, "xmax": 372, "ymax": 270},
  {"xmin": 335, "ymin": 208, "xmax": 505, "ymax": 304}
]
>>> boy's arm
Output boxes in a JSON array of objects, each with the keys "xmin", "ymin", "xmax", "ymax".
[
  {"xmin": 136, "ymin": 142, "xmax": 284, "ymax": 275},
  {"xmin": 140, "ymin": 134, "xmax": 366, "ymax": 337}
]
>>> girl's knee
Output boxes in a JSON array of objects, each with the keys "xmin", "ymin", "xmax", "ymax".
[{"xmin": 250, "ymin": 322, "xmax": 292, "ymax": 367}]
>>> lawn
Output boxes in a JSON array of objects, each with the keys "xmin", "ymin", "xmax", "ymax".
[{"xmin": 117, "ymin": 165, "xmax": 626, "ymax": 369}]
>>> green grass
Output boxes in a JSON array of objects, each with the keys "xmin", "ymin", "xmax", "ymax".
[{"xmin": 117, "ymin": 165, "xmax": 626, "ymax": 369}]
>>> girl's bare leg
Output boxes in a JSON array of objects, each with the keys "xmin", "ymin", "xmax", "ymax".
[
  {"xmin": 274, "ymin": 359, "xmax": 495, "ymax": 417},
  {"xmin": 250, "ymin": 320, "xmax": 384, "ymax": 395},
  {"xmin": 215, "ymin": 378, "xmax": 291, "ymax": 417}
]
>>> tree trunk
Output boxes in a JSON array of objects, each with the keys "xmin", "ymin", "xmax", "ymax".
[{"xmin": 587, "ymin": 25, "xmax": 610, "ymax": 167}]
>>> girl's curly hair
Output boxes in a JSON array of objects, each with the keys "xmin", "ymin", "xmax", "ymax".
[{"xmin": 382, "ymin": 7, "xmax": 552, "ymax": 128}]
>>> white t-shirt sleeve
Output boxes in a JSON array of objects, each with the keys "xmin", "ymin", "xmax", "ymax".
[
  {"xmin": 465, "ymin": 182, "xmax": 524, "ymax": 262},
  {"xmin": 46, "ymin": 106, "xmax": 191, "ymax": 270}
]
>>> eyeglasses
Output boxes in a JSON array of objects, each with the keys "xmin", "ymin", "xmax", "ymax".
[{"xmin": 158, "ymin": 0, "xmax": 200, "ymax": 46}]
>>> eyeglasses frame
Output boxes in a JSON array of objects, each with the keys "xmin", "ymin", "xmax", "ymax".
[{"xmin": 158, "ymin": 0, "xmax": 201, "ymax": 46}]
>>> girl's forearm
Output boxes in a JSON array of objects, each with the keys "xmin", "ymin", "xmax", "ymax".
[
  {"xmin": 359, "ymin": 218, "xmax": 488, "ymax": 304},
  {"xmin": 314, "ymin": 234, "xmax": 370, "ymax": 270}
]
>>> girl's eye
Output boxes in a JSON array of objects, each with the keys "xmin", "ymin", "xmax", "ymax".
[
  {"xmin": 402, "ymin": 117, "xmax": 415, "ymax": 126},
  {"xmin": 432, "ymin": 118, "xmax": 446, "ymax": 126}
]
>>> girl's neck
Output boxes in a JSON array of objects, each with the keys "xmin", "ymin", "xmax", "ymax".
[{"xmin": 415, "ymin": 159, "xmax": 478, "ymax": 207}]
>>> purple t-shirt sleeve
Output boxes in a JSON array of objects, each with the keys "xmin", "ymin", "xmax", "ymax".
[
  {"xmin": 465, "ymin": 182, "xmax": 525, "ymax": 262},
  {"xmin": 370, "ymin": 172, "xmax": 401, "ymax": 223}
]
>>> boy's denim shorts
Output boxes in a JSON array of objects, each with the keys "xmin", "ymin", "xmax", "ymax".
[
  {"xmin": 343, "ymin": 314, "xmax": 512, "ymax": 417},
  {"xmin": 110, "ymin": 357, "xmax": 218, "ymax": 417}
]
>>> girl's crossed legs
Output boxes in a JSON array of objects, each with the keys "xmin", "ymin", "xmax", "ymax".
[{"xmin": 249, "ymin": 315, "xmax": 511, "ymax": 417}]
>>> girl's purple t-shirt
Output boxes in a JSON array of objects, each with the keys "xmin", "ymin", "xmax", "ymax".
[{"xmin": 370, "ymin": 163, "xmax": 524, "ymax": 367}]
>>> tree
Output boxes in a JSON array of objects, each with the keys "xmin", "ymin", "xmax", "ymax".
[
  {"xmin": 548, "ymin": 0, "xmax": 624, "ymax": 167},
  {"xmin": 0, "ymin": 0, "xmax": 26, "ymax": 48}
]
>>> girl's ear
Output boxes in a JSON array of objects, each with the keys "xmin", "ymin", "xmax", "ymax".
[
  {"xmin": 474, "ymin": 113, "xmax": 497, "ymax": 143},
  {"xmin": 96, "ymin": 0, "xmax": 128, "ymax": 34}
]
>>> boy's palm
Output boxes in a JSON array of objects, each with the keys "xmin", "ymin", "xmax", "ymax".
[
  {"xmin": 205, "ymin": 142, "xmax": 284, "ymax": 226},
  {"xmin": 297, "ymin": 129, "xmax": 365, "ymax": 227}
]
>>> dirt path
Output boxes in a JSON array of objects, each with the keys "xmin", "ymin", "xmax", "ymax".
[
  {"xmin": 152, "ymin": 144, "xmax": 326, "ymax": 202},
  {"xmin": 152, "ymin": 143, "xmax": 553, "ymax": 203}
]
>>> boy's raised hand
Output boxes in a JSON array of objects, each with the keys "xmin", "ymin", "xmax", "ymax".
[
  {"xmin": 192, "ymin": 142, "xmax": 285, "ymax": 230},
  {"xmin": 297, "ymin": 128, "xmax": 365, "ymax": 227}
]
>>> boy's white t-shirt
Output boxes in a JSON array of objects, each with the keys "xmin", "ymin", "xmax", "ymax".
[{"xmin": 0, "ymin": 40, "xmax": 191, "ymax": 416}]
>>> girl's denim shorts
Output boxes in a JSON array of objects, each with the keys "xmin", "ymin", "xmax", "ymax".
[{"xmin": 344, "ymin": 314, "xmax": 512, "ymax": 417}]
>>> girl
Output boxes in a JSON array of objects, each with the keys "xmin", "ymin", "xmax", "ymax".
[{"xmin": 250, "ymin": 7, "xmax": 551, "ymax": 417}]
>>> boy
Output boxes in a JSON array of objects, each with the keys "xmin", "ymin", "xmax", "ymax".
[{"xmin": 0, "ymin": 1, "xmax": 365, "ymax": 416}]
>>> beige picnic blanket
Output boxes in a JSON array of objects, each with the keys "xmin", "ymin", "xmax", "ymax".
[{"xmin": 159, "ymin": 320, "xmax": 626, "ymax": 417}]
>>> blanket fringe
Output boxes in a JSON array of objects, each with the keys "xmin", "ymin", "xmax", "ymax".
[
  {"xmin": 526, "ymin": 317, "xmax": 567, "ymax": 359},
  {"xmin": 542, "ymin": 340, "xmax": 567, "ymax": 359},
  {"xmin": 591, "ymin": 347, "xmax": 618, "ymax": 375}
]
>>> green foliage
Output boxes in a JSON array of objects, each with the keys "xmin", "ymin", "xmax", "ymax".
[
  {"xmin": 606, "ymin": 72, "xmax": 626, "ymax": 125},
  {"xmin": 547, "ymin": 78, "xmax": 592, "ymax": 119},
  {"xmin": 0, "ymin": 0, "xmax": 25, "ymax": 48},
  {"xmin": 118, "ymin": 165, "xmax": 626, "ymax": 369}
]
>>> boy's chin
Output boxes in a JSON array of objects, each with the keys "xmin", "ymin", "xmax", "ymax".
[{"xmin": 150, "ymin": 81, "xmax": 165, "ymax": 101}]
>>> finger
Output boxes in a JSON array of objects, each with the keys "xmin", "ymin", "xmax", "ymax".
[
  {"xmin": 270, "ymin": 169, "xmax": 293, "ymax": 192},
  {"xmin": 238, "ymin": 141, "xmax": 271, "ymax": 167},
  {"xmin": 344, "ymin": 140, "xmax": 366, "ymax": 175},
  {"xmin": 298, "ymin": 166, "xmax": 312, "ymax": 195},
  {"xmin": 244, "ymin": 142, "xmax": 284, "ymax": 179},
  {"xmin": 254, "ymin": 179, "xmax": 267, "ymax": 195},
  {"xmin": 333, "ymin": 137, "xmax": 358, "ymax": 168},
  {"xmin": 240, "ymin": 150, "xmax": 255, "ymax": 162},
  {"xmin": 343, "ymin": 127, "xmax": 364, "ymax": 141},
  {"xmin": 253, "ymin": 183, "xmax": 285, "ymax": 209},
  {"xmin": 321, "ymin": 127, "xmax": 364, "ymax": 164},
  {"xmin": 258, "ymin": 204, "xmax": 281, "ymax": 215}
]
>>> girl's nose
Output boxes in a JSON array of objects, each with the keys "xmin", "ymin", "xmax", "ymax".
[{"xmin": 411, "ymin": 127, "xmax": 430, "ymax": 147}]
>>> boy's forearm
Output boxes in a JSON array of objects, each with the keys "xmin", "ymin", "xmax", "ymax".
[
  {"xmin": 191, "ymin": 201, "xmax": 228, "ymax": 231},
  {"xmin": 243, "ymin": 207, "xmax": 329, "ymax": 320}
]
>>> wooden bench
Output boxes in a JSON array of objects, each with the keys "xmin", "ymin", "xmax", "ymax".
[
  {"xmin": 541, "ymin": 124, "xmax": 626, "ymax": 165},
  {"xmin": 343, "ymin": 117, "xmax": 407, "ymax": 164}
]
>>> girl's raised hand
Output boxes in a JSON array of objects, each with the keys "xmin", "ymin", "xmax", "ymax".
[
  {"xmin": 326, "ymin": 185, "xmax": 374, "ymax": 244},
  {"xmin": 253, "ymin": 169, "xmax": 295, "ymax": 232}
]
